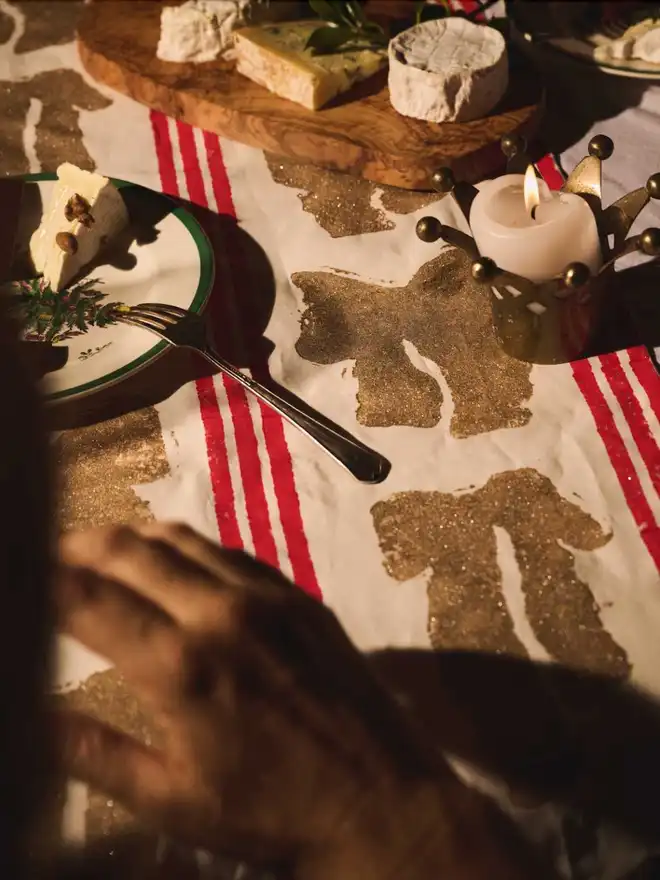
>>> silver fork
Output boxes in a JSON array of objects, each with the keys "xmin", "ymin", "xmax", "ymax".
[{"xmin": 115, "ymin": 303, "xmax": 391, "ymax": 484}]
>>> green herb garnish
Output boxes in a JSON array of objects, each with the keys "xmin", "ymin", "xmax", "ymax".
[
  {"xmin": 305, "ymin": 0, "xmax": 499, "ymax": 55},
  {"xmin": 305, "ymin": 0, "xmax": 387, "ymax": 54},
  {"xmin": 9, "ymin": 276, "xmax": 120, "ymax": 343}
]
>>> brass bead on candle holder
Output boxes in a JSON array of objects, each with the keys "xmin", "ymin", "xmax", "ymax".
[
  {"xmin": 431, "ymin": 167, "xmax": 455, "ymax": 194},
  {"xmin": 588, "ymin": 134, "xmax": 614, "ymax": 160},
  {"xmin": 416, "ymin": 216, "xmax": 444, "ymax": 243},
  {"xmin": 647, "ymin": 173, "xmax": 660, "ymax": 199},
  {"xmin": 640, "ymin": 227, "xmax": 660, "ymax": 257},
  {"xmin": 471, "ymin": 258, "xmax": 498, "ymax": 283},
  {"xmin": 415, "ymin": 134, "xmax": 660, "ymax": 364},
  {"xmin": 563, "ymin": 262, "xmax": 591, "ymax": 288}
]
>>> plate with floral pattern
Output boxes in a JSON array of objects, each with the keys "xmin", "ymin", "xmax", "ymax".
[{"xmin": 8, "ymin": 173, "xmax": 214, "ymax": 402}]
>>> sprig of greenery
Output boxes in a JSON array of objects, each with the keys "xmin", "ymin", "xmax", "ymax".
[
  {"xmin": 9, "ymin": 276, "xmax": 121, "ymax": 343},
  {"xmin": 305, "ymin": 0, "xmax": 499, "ymax": 55},
  {"xmin": 305, "ymin": 0, "xmax": 387, "ymax": 54}
]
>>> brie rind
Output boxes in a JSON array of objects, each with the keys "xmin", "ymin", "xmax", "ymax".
[
  {"xmin": 388, "ymin": 19, "xmax": 508, "ymax": 123},
  {"xmin": 30, "ymin": 163, "xmax": 128, "ymax": 293},
  {"xmin": 157, "ymin": 0, "xmax": 248, "ymax": 64}
]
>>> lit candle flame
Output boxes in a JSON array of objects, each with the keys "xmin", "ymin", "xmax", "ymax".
[{"xmin": 523, "ymin": 164, "xmax": 540, "ymax": 218}]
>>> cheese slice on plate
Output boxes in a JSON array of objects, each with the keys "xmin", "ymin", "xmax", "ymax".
[
  {"xmin": 30, "ymin": 163, "xmax": 129, "ymax": 293},
  {"xmin": 233, "ymin": 21, "xmax": 386, "ymax": 110},
  {"xmin": 388, "ymin": 18, "xmax": 508, "ymax": 123}
]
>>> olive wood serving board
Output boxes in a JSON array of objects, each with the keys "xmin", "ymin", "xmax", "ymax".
[{"xmin": 77, "ymin": 0, "xmax": 544, "ymax": 190}]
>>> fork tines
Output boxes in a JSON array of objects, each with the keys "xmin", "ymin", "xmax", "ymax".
[{"xmin": 118, "ymin": 303, "xmax": 190, "ymax": 331}]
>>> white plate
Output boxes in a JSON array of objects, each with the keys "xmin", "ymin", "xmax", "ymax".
[
  {"xmin": 508, "ymin": 3, "xmax": 660, "ymax": 81},
  {"xmin": 543, "ymin": 33, "xmax": 660, "ymax": 80},
  {"xmin": 12, "ymin": 173, "xmax": 214, "ymax": 402}
]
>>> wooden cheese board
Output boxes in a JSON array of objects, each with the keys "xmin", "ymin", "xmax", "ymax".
[{"xmin": 77, "ymin": 1, "xmax": 544, "ymax": 190}]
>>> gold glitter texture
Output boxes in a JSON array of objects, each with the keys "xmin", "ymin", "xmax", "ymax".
[
  {"xmin": 0, "ymin": 70, "xmax": 111, "ymax": 176},
  {"xmin": 0, "ymin": 8, "xmax": 14, "ymax": 44},
  {"xmin": 13, "ymin": 1, "xmax": 83, "ymax": 54},
  {"xmin": 265, "ymin": 154, "xmax": 440, "ymax": 238},
  {"xmin": 372, "ymin": 469, "xmax": 629, "ymax": 677},
  {"xmin": 56, "ymin": 407, "xmax": 170, "ymax": 531},
  {"xmin": 294, "ymin": 249, "xmax": 533, "ymax": 435}
]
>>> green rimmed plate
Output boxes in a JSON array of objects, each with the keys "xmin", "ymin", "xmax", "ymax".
[
  {"xmin": 12, "ymin": 173, "xmax": 214, "ymax": 402},
  {"xmin": 508, "ymin": 2, "xmax": 660, "ymax": 80}
]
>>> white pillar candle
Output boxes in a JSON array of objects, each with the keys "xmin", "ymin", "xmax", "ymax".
[{"xmin": 469, "ymin": 173, "xmax": 602, "ymax": 283}]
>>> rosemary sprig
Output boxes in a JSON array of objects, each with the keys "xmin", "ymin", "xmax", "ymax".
[
  {"xmin": 305, "ymin": 0, "xmax": 497, "ymax": 56},
  {"xmin": 8, "ymin": 276, "xmax": 121, "ymax": 344},
  {"xmin": 305, "ymin": 0, "xmax": 387, "ymax": 54}
]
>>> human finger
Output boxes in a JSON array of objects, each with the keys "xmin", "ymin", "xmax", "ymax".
[
  {"xmin": 134, "ymin": 522, "xmax": 292, "ymax": 597},
  {"xmin": 59, "ymin": 527, "xmax": 236, "ymax": 630},
  {"xmin": 56, "ymin": 563, "xmax": 188, "ymax": 698},
  {"xmin": 57, "ymin": 709, "xmax": 171, "ymax": 817}
]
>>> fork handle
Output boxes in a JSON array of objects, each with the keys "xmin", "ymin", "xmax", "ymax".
[{"xmin": 201, "ymin": 348, "xmax": 391, "ymax": 484}]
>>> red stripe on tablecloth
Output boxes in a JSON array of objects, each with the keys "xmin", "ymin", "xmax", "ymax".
[
  {"xmin": 202, "ymin": 129, "xmax": 235, "ymax": 216},
  {"xmin": 222, "ymin": 374, "xmax": 281, "ymax": 567},
  {"xmin": 196, "ymin": 377, "xmax": 244, "ymax": 547},
  {"xmin": 254, "ymin": 373, "xmax": 322, "ymax": 599},
  {"xmin": 572, "ymin": 359, "xmax": 660, "ymax": 568},
  {"xmin": 176, "ymin": 121, "xmax": 206, "ymax": 204},
  {"xmin": 629, "ymin": 346, "xmax": 660, "ymax": 425},
  {"xmin": 149, "ymin": 112, "xmax": 178, "ymax": 197},
  {"xmin": 536, "ymin": 154, "xmax": 565, "ymax": 191},
  {"xmin": 202, "ymin": 132, "xmax": 321, "ymax": 598},
  {"xmin": 457, "ymin": 0, "xmax": 484, "ymax": 19},
  {"xmin": 599, "ymin": 352, "xmax": 660, "ymax": 498},
  {"xmin": 150, "ymin": 111, "xmax": 242, "ymax": 548},
  {"xmin": 176, "ymin": 121, "xmax": 279, "ymax": 565}
]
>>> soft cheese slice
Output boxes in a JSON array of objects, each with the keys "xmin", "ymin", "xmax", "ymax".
[
  {"xmin": 594, "ymin": 18, "xmax": 660, "ymax": 64},
  {"xmin": 388, "ymin": 19, "xmax": 508, "ymax": 123},
  {"xmin": 30, "ymin": 163, "xmax": 128, "ymax": 292},
  {"xmin": 635, "ymin": 25, "xmax": 660, "ymax": 63},
  {"xmin": 157, "ymin": 0, "xmax": 245, "ymax": 64},
  {"xmin": 233, "ymin": 21, "xmax": 386, "ymax": 110},
  {"xmin": 156, "ymin": 1, "xmax": 304, "ymax": 65}
]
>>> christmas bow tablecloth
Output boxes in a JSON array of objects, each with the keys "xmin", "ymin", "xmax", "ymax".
[{"xmin": 3, "ymin": 2, "xmax": 660, "ymax": 876}]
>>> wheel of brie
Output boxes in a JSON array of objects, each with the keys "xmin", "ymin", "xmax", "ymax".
[{"xmin": 388, "ymin": 18, "xmax": 508, "ymax": 124}]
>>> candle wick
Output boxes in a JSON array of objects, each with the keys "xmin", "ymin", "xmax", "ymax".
[{"xmin": 531, "ymin": 205, "xmax": 538, "ymax": 221}]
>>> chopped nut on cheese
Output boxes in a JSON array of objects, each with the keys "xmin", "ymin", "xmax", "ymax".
[
  {"xmin": 233, "ymin": 21, "xmax": 386, "ymax": 110},
  {"xmin": 30, "ymin": 164, "xmax": 128, "ymax": 292}
]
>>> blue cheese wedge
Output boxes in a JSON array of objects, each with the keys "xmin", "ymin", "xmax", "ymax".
[
  {"xmin": 30, "ymin": 163, "xmax": 128, "ymax": 293},
  {"xmin": 156, "ymin": 1, "xmax": 306, "ymax": 65},
  {"xmin": 233, "ymin": 21, "xmax": 386, "ymax": 110},
  {"xmin": 388, "ymin": 19, "xmax": 508, "ymax": 123}
]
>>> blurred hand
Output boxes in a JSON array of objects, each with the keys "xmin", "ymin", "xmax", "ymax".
[{"xmin": 56, "ymin": 523, "xmax": 552, "ymax": 880}]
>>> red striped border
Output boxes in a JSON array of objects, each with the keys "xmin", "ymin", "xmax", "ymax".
[
  {"xmin": 538, "ymin": 151, "xmax": 660, "ymax": 570},
  {"xmin": 150, "ymin": 112, "xmax": 320, "ymax": 598},
  {"xmin": 178, "ymin": 120, "xmax": 281, "ymax": 565},
  {"xmin": 150, "ymin": 113, "xmax": 243, "ymax": 549},
  {"xmin": 572, "ymin": 360, "xmax": 660, "ymax": 568},
  {"xmin": 599, "ymin": 352, "xmax": 660, "ymax": 499},
  {"xmin": 629, "ymin": 345, "xmax": 660, "ymax": 425},
  {"xmin": 199, "ymin": 130, "xmax": 320, "ymax": 595}
]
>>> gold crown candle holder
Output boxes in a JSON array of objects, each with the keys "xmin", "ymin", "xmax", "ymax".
[{"xmin": 416, "ymin": 134, "xmax": 660, "ymax": 365}]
